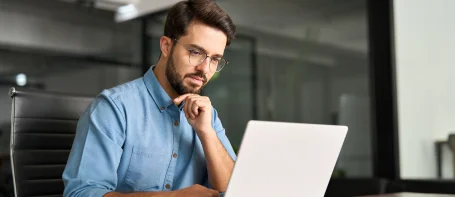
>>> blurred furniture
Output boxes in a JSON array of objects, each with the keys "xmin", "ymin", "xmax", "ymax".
[
  {"xmin": 435, "ymin": 133, "xmax": 455, "ymax": 178},
  {"xmin": 324, "ymin": 178, "xmax": 388, "ymax": 197},
  {"xmin": 435, "ymin": 140, "xmax": 447, "ymax": 178},
  {"xmin": 9, "ymin": 87, "xmax": 93, "ymax": 197}
]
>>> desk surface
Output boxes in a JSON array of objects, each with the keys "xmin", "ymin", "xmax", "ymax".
[{"xmin": 359, "ymin": 193, "xmax": 455, "ymax": 197}]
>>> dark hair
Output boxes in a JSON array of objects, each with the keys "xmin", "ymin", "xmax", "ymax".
[{"xmin": 164, "ymin": 0, "xmax": 236, "ymax": 46}]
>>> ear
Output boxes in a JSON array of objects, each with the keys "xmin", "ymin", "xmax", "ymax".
[{"xmin": 160, "ymin": 36, "xmax": 173, "ymax": 58}]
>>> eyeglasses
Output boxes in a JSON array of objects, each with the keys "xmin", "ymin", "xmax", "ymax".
[{"xmin": 174, "ymin": 39, "xmax": 228, "ymax": 72}]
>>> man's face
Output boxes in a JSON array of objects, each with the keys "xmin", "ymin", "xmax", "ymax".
[{"xmin": 165, "ymin": 20, "xmax": 227, "ymax": 95}]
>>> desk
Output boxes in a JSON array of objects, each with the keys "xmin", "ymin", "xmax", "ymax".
[{"xmin": 358, "ymin": 193, "xmax": 455, "ymax": 197}]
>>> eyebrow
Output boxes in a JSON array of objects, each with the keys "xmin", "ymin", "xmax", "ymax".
[{"xmin": 188, "ymin": 44, "xmax": 223, "ymax": 58}]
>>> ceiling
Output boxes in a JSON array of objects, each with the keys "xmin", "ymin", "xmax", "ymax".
[
  {"xmin": 0, "ymin": 0, "xmax": 368, "ymax": 81},
  {"xmin": 218, "ymin": 0, "xmax": 368, "ymax": 52},
  {"xmin": 57, "ymin": 0, "xmax": 181, "ymax": 22}
]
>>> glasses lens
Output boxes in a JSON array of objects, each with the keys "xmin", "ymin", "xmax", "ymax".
[
  {"xmin": 189, "ymin": 51, "xmax": 205, "ymax": 66},
  {"xmin": 215, "ymin": 59, "xmax": 227, "ymax": 72},
  {"xmin": 187, "ymin": 49, "xmax": 227, "ymax": 72}
]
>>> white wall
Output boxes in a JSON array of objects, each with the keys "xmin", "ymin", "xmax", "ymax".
[{"xmin": 394, "ymin": 0, "xmax": 455, "ymax": 179}]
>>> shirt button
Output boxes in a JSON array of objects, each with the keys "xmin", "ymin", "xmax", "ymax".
[
  {"xmin": 174, "ymin": 121, "xmax": 179, "ymax": 126},
  {"xmin": 160, "ymin": 106, "xmax": 165, "ymax": 110},
  {"xmin": 165, "ymin": 184, "xmax": 171, "ymax": 189},
  {"xmin": 173, "ymin": 153, "xmax": 178, "ymax": 158}
]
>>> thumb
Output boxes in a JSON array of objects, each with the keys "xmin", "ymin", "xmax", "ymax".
[{"xmin": 173, "ymin": 94, "xmax": 191, "ymax": 105}]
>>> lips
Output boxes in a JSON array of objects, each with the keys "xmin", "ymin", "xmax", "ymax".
[
  {"xmin": 187, "ymin": 76, "xmax": 204, "ymax": 86},
  {"xmin": 184, "ymin": 72, "xmax": 207, "ymax": 86},
  {"xmin": 190, "ymin": 76, "xmax": 204, "ymax": 81}
]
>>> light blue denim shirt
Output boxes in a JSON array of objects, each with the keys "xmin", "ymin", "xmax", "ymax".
[{"xmin": 63, "ymin": 66, "xmax": 236, "ymax": 197}]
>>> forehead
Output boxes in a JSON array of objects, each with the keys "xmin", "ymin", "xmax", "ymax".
[{"xmin": 179, "ymin": 20, "xmax": 227, "ymax": 55}]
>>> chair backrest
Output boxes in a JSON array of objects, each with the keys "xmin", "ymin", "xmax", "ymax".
[{"xmin": 9, "ymin": 87, "xmax": 93, "ymax": 197}]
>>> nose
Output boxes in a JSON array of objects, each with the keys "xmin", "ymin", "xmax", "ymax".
[{"xmin": 195, "ymin": 57, "xmax": 211, "ymax": 74}]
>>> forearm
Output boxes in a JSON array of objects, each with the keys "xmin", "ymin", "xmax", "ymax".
[
  {"xmin": 103, "ymin": 191, "xmax": 174, "ymax": 197},
  {"xmin": 199, "ymin": 129, "xmax": 235, "ymax": 192}
]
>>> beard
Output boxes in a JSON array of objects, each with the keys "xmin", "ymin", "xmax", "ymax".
[{"xmin": 165, "ymin": 48, "xmax": 207, "ymax": 95}]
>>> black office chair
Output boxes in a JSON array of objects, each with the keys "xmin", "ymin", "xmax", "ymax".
[{"xmin": 9, "ymin": 87, "xmax": 93, "ymax": 197}]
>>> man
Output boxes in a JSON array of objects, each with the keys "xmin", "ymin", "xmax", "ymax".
[{"xmin": 62, "ymin": 1, "xmax": 237, "ymax": 196}]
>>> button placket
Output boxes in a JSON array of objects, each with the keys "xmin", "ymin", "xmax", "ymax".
[{"xmin": 163, "ymin": 115, "xmax": 181, "ymax": 190}]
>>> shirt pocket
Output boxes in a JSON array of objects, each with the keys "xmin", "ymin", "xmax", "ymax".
[{"xmin": 125, "ymin": 145, "xmax": 166, "ymax": 191}]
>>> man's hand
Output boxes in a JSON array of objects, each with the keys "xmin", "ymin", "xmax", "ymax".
[
  {"xmin": 174, "ymin": 94, "xmax": 234, "ymax": 192},
  {"xmin": 173, "ymin": 94, "xmax": 213, "ymax": 135},
  {"xmin": 171, "ymin": 184, "xmax": 219, "ymax": 197}
]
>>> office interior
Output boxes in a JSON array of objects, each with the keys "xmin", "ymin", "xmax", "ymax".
[{"xmin": 0, "ymin": 0, "xmax": 454, "ymax": 196}]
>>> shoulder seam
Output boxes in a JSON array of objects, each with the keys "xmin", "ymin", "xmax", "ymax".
[{"xmin": 104, "ymin": 94, "xmax": 127, "ymax": 131}]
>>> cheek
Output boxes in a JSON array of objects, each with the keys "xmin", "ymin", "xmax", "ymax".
[
  {"xmin": 171, "ymin": 53, "xmax": 187, "ymax": 71},
  {"xmin": 172, "ymin": 57, "xmax": 195, "ymax": 78}
]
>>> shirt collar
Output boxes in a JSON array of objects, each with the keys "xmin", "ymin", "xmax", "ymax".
[{"xmin": 143, "ymin": 66, "xmax": 174, "ymax": 112}]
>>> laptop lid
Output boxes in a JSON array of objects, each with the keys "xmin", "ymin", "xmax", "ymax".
[{"xmin": 224, "ymin": 120, "xmax": 348, "ymax": 197}]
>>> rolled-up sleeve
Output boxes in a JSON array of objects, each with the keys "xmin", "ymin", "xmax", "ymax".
[
  {"xmin": 212, "ymin": 109, "xmax": 237, "ymax": 161},
  {"xmin": 204, "ymin": 109, "xmax": 237, "ymax": 192},
  {"xmin": 63, "ymin": 93, "xmax": 126, "ymax": 197}
]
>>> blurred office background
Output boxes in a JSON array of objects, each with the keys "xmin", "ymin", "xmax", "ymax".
[{"xmin": 0, "ymin": 0, "xmax": 454, "ymax": 196}]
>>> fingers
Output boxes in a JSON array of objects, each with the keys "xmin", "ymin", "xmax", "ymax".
[
  {"xmin": 184, "ymin": 95, "xmax": 196, "ymax": 119},
  {"xmin": 190, "ymin": 100, "xmax": 199, "ymax": 117},
  {"xmin": 208, "ymin": 188, "xmax": 220, "ymax": 197},
  {"xmin": 183, "ymin": 95, "xmax": 194, "ymax": 119},
  {"xmin": 182, "ymin": 95, "xmax": 210, "ymax": 119},
  {"xmin": 173, "ymin": 93, "xmax": 192, "ymax": 105}
]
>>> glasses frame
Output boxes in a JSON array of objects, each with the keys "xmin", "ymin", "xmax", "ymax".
[{"xmin": 173, "ymin": 39, "xmax": 228, "ymax": 72}]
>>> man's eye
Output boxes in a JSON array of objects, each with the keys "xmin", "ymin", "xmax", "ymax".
[
  {"xmin": 212, "ymin": 59, "xmax": 220, "ymax": 63},
  {"xmin": 189, "ymin": 50, "xmax": 202, "ymax": 56}
]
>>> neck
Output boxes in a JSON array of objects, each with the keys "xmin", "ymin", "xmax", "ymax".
[{"xmin": 153, "ymin": 58, "xmax": 180, "ymax": 100}]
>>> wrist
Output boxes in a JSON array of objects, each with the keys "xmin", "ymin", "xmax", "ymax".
[
  {"xmin": 166, "ymin": 190, "xmax": 179, "ymax": 197},
  {"xmin": 197, "ymin": 127, "xmax": 216, "ymax": 140}
]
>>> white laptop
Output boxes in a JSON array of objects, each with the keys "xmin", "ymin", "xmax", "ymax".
[{"xmin": 224, "ymin": 120, "xmax": 348, "ymax": 197}]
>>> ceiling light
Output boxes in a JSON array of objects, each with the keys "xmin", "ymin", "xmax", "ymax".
[{"xmin": 16, "ymin": 73, "xmax": 27, "ymax": 86}]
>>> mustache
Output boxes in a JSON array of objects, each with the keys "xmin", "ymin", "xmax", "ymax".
[{"xmin": 185, "ymin": 72, "xmax": 207, "ymax": 83}]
